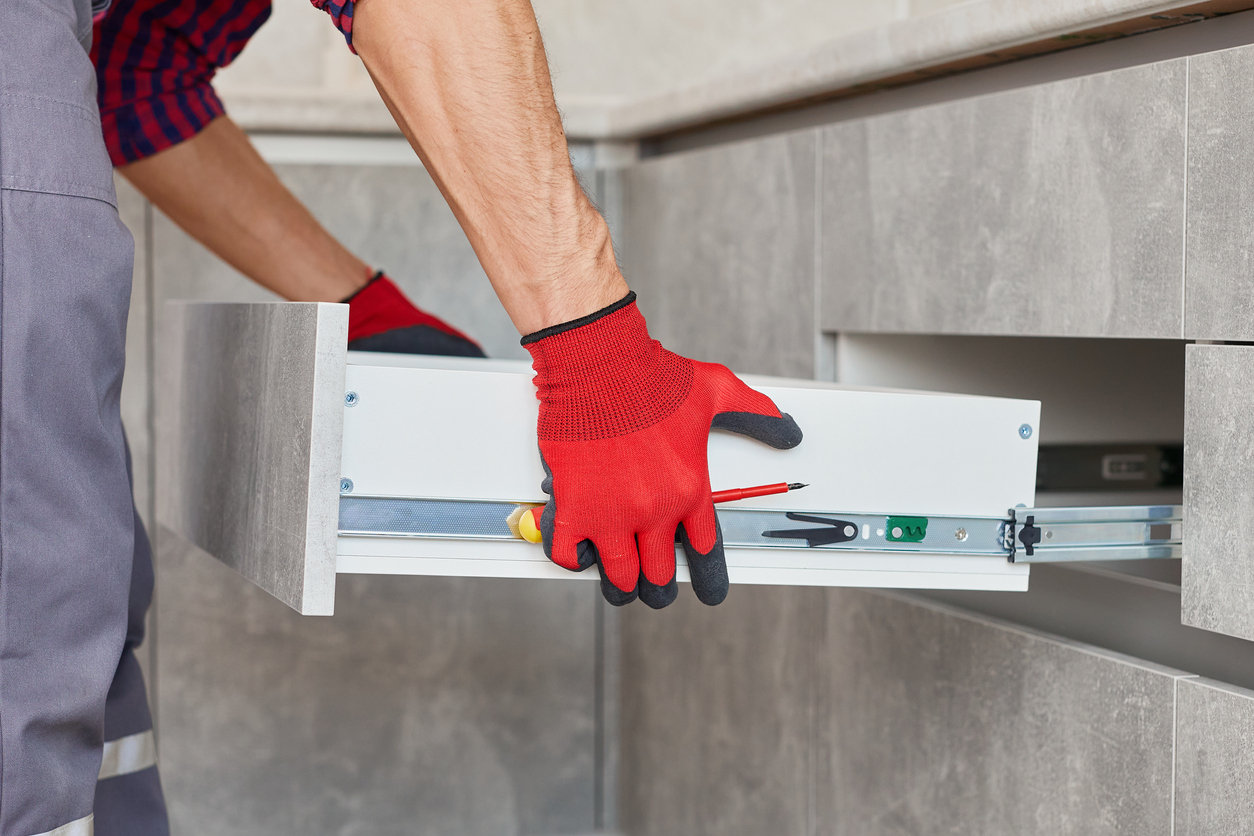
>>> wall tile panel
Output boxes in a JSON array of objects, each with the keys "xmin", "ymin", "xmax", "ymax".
[
  {"xmin": 815, "ymin": 591, "xmax": 1184, "ymax": 835},
  {"xmin": 618, "ymin": 588, "xmax": 1187, "ymax": 836},
  {"xmin": 1182, "ymin": 343, "xmax": 1254, "ymax": 641},
  {"xmin": 621, "ymin": 131, "xmax": 817, "ymax": 378},
  {"xmin": 1174, "ymin": 677, "xmax": 1254, "ymax": 835},
  {"xmin": 618, "ymin": 586, "xmax": 818, "ymax": 836},
  {"xmin": 156, "ymin": 532, "xmax": 595, "ymax": 835},
  {"xmin": 821, "ymin": 60, "xmax": 1187, "ymax": 338}
]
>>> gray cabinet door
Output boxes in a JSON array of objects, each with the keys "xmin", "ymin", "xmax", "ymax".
[
  {"xmin": 1185, "ymin": 44, "xmax": 1254, "ymax": 341},
  {"xmin": 1183, "ymin": 344, "xmax": 1254, "ymax": 640},
  {"xmin": 821, "ymin": 59, "xmax": 1187, "ymax": 339}
]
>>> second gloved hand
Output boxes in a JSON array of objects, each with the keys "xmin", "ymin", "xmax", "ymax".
[
  {"xmin": 523, "ymin": 291, "xmax": 802, "ymax": 609},
  {"xmin": 345, "ymin": 271, "xmax": 486, "ymax": 357}
]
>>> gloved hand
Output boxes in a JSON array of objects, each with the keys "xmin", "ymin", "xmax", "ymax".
[
  {"xmin": 345, "ymin": 271, "xmax": 486, "ymax": 357},
  {"xmin": 523, "ymin": 292, "xmax": 802, "ymax": 609}
]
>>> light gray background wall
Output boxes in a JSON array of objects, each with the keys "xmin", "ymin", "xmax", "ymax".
[{"xmin": 213, "ymin": 0, "xmax": 975, "ymax": 115}]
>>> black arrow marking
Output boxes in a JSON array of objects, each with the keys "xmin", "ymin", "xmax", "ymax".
[{"xmin": 762, "ymin": 512, "xmax": 860, "ymax": 548}]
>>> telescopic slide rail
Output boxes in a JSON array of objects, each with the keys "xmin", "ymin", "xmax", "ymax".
[{"xmin": 338, "ymin": 498, "xmax": 1182, "ymax": 565}]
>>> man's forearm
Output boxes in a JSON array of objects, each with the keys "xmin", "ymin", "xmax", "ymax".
[
  {"xmin": 352, "ymin": 0, "xmax": 627, "ymax": 335},
  {"xmin": 118, "ymin": 116, "xmax": 371, "ymax": 302}
]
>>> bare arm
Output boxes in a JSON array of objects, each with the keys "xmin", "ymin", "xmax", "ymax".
[
  {"xmin": 118, "ymin": 116, "xmax": 371, "ymax": 302},
  {"xmin": 351, "ymin": 0, "xmax": 628, "ymax": 335}
]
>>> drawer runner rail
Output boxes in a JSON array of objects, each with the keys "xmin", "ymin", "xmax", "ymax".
[{"xmin": 339, "ymin": 497, "xmax": 1181, "ymax": 564}]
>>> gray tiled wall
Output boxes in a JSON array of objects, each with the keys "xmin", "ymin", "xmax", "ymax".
[
  {"xmin": 1182, "ymin": 344, "xmax": 1254, "ymax": 642},
  {"xmin": 1185, "ymin": 44, "xmax": 1254, "ymax": 341},
  {"xmin": 1174, "ymin": 677, "xmax": 1254, "ymax": 835},
  {"xmin": 621, "ymin": 132, "xmax": 818, "ymax": 379},
  {"xmin": 156, "ymin": 534, "xmax": 594, "ymax": 835},
  {"xmin": 816, "ymin": 593, "xmax": 1182, "ymax": 835},
  {"xmin": 121, "ymin": 162, "xmax": 598, "ymax": 833},
  {"xmin": 617, "ymin": 589, "xmax": 1189, "ymax": 836},
  {"xmin": 618, "ymin": 586, "xmax": 818, "ymax": 836},
  {"xmin": 820, "ymin": 59, "xmax": 1187, "ymax": 339}
]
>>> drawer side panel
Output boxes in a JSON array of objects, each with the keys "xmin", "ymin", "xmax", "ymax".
[
  {"xmin": 338, "ymin": 362, "xmax": 1038, "ymax": 590},
  {"xmin": 158, "ymin": 301, "xmax": 347, "ymax": 615}
]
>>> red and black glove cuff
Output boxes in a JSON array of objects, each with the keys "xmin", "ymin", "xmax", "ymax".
[
  {"xmin": 522, "ymin": 292, "xmax": 693, "ymax": 442},
  {"xmin": 344, "ymin": 272, "xmax": 485, "ymax": 358},
  {"xmin": 520, "ymin": 290, "xmax": 638, "ymax": 345}
]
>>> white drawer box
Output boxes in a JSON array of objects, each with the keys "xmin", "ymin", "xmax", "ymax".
[{"xmin": 160, "ymin": 302, "xmax": 1040, "ymax": 615}]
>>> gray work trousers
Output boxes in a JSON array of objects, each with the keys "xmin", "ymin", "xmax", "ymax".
[{"xmin": 0, "ymin": 0, "xmax": 168, "ymax": 832}]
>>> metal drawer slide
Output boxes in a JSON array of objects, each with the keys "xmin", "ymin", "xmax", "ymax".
[
  {"xmin": 1006, "ymin": 505, "xmax": 1182, "ymax": 563},
  {"xmin": 339, "ymin": 497, "xmax": 1183, "ymax": 565}
]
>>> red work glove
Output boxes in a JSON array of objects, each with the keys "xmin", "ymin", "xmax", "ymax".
[
  {"xmin": 345, "ymin": 271, "xmax": 485, "ymax": 357},
  {"xmin": 523, "ymin": 292, "xmax": 802, "ymax": 609}
]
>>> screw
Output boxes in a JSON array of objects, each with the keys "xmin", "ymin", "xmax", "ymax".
[
  {"xmin": 844, "ymin": 525, "xmax": 856, "ymax": 537},
  {"xmin": 955, "ymin": 527, "xmax": 968, "ymax": 541},
  {"xmin": 345, "ymin": 391, "xmax": 359, "ymax": 407},
  {"xmin": 1018, "ymin": 423, "xmax": 1033, "ymax": 440},
  {"xmin": 340, "ymin": 478, "xmax": 354, "ymax": 493}
]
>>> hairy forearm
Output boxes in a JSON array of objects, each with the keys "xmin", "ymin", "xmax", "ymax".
[
  {"xmin": 118, "ymin": 116, "xmax": 371, "ymax": 302},
  {"xmin": 353, "ymin": 0, "xmax": 627, "ymax": 334}
]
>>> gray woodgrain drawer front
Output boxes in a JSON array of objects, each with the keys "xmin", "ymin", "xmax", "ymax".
[
  {"xmin": 820, "ymin": 59, "xmax": 1186, "ymax": 339},
  {"xmin": 1183, "ymin": 344, "xmax": 1254, "ymax": 641}
]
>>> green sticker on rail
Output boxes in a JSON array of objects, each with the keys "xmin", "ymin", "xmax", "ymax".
[{"xmin": 885, "ymin": 516, "xmax": 928, "ymax": 543}]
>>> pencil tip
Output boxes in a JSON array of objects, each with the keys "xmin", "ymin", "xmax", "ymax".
[{"xmin": 788, "ymin": 483, "xmax": 808, "ymax": 490}]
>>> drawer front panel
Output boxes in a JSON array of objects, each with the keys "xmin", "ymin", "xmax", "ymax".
[
  {"xmin": 1183, "ymin": 344, "xmax": 1254, "ymax": 640},
  {"xmin": 821, "ymin": 59, "xmax": 1187, "ymax": 338}
]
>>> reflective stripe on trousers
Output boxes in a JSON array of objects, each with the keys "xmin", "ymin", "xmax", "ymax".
[
  {"xmin": 97, "ymin": 731, "xmax": 156, "ymax": 781},
  {"xmin": 29, "ymin": 815, "xmax": 93, "ymax": 836}
]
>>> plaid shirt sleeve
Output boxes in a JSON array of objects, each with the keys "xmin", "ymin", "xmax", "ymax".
[
  {"xmin": 92, "ymin": 0, "xmax": 273, "ymax": 165},
  {"xmin": 309, "ymin": 0, "xmax": 357, "ymax": 53}
]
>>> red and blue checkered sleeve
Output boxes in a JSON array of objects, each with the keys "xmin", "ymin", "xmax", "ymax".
[
  {"xmin": 309, "ymin": 0, "xmax": 357, "ymax": 53},
  {"xmin": 92, "ymin": 0, "xmax": 273, "ymax": 165}
]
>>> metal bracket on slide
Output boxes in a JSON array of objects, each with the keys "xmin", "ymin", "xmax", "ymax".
[
  {"xmin": 338, "ymin": 497, "xmax": 1183, "ymax": 565},
  {"xmin": 1005, "ymin": 505, "xmax": 1182, "ymax": 564}
]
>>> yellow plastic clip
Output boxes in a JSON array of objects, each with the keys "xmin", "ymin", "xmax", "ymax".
[{"xmin": 506, "ymin": 505, "xmax": 544, "ymax": 543}]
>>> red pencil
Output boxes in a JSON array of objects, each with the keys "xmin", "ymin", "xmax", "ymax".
[
  {"xmin": 516, "ymin": 482, "xmax": 807, "ymax": 542},
  {"xmin": 711, "ymin": 482, "xmax": 807, "ymax": 504}
]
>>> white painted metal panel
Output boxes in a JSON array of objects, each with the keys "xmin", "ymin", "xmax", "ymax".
[{"xmin": 338, "ymin": 354, "xmax": 1039, "ymax": 590}]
